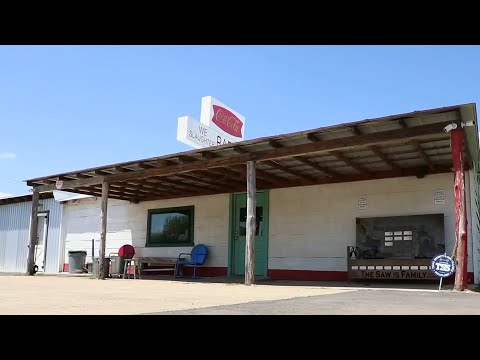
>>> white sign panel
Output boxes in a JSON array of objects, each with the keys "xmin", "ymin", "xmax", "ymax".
[
  {"xmin": 358, "ymin": 195, "xmax": 367, "ymax": 210},
  {"xmin": 177, "ymin": 96, "xmax": 246, "ymax": 149},
  {"xmin": 433, "ymin": 189, "xmax": 445, "ymax": 205},
  {"xmin": 200, "ymin": 96, "xmax": 245, "ymax": 140},
  {"xmin": 177, "ymin": 116, "xmax": 238, "ymax": 149}
]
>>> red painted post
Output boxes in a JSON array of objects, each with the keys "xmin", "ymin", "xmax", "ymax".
[{"xmin": 451, "ymin": 129, "xmax": 468, "ymax": 291}]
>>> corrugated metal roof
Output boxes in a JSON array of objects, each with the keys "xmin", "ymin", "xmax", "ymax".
[
  {"xmin": 24, "ymin": 103, "xmax": 479, "ymax": 203},
  {"xmin": 0, "ymin": 192, "xmax": 54, "ymax": 206}
]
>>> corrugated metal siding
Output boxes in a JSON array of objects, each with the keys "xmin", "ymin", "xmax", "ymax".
[
  {"xmin": 0, "ymin": 201, "xmax": 30, "ymax": 272},
  {"xmin": 42, "ymin": 198, "xmax": 64, "ymax": 273},
  {"xmin": 0, "ymin": 197, "xmax": 64, "ymax": 273}
]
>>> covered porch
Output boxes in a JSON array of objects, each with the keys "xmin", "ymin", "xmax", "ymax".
[{"xmin": 25, "ymin": 103, "xmax": 479, "ymax": 290}]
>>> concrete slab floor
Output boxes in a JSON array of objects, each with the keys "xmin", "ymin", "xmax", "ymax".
[{"xmin": 0, "ymin": 275, "xmax": 478, "ymax": 315}]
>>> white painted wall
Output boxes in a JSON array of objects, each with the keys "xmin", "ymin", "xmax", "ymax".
[
  {"xmin": 63, "ymin": 172, "xmax": 478, "ymax": 282},
  {"xmin": 63, "ymin": 194, "xmax": 230, "ymax": 268},
  {"xmin": 269, "ymin": 173, "xmax": 475, "ymax": 274}
]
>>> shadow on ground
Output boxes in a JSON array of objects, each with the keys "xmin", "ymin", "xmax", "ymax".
[{"xmin": 142, "ymin": 288, "xmax": 480, "ymax": 315}]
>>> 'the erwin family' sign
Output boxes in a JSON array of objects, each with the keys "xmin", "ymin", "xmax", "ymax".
[{"xmin": 177, "ymin": 96, "xmax": 246, "ymax": 149}]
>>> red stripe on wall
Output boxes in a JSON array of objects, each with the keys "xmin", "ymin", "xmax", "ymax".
[
  {"xmin": 269, "ymin": 269, "xmax": 348, "ymax": 281},
  {"xmin": 61, "ymin": 264, "xmax": 475, "ymax": 284},
  {"xmin": 62, "ymin": 263, "xmax": 227, "ymax": 277}
]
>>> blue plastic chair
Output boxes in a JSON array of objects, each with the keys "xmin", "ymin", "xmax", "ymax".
[{"xmin": 174, "ymin": 244, "xmax": 208, "ymax": 278}]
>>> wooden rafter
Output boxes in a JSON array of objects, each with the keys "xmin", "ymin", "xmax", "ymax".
[
  {"xmin": 203, "ymin": 147, "xmax": 282, "ymax": 185},
  {"xmin": 330, "ymin": 151, "xmax": 370, "ymax": 174},
  {"xmin": 398, "ymin": 120, "xmax": 436, "ymax": 170},
  {"xmin": 227, "ymin": 165, "xmax": 275, "ymax": 187},
  {"xmin": 176, "ymin": 173, "xmax": 237, "ymax": 191},
  {"xmin": 149, "ymin": 177, "xmax": 210, "ymax": 192},
  {"xmin": 234, "ymin": 146, "xmax": 314, "ymax": 181},
  {"xmin": 134, "ymin": 165, "xmax": 453, "ymax": 202},
  {"xmin": 308, "ymin": 130, "xmax": 369, "ymax": 174},
  {"xmin": 263, "ymin": 160, "xmax": 317, "ymax": 181},
  {"xmin": 110, "ymin": 183, "xmax": 168, "ymax": 197},
  {"xmin": 370, "ymin": 145, "xmax": 400, "ymax": 171},
  {"xmin": 270, "ymin": 139, "xmax": 338, "ymax": 177},
  {"xmin": 411, "ymin": 139, "xmax": 436, "ymax": 171},
  {"xmin": 31, "ymin": 120, "xmax": 456, "ymax": 192},
  {"xmin": 346, "ymin": 126, "xmax": 399, "ymax": 171},
  {"xmin": 192, "ymin": 169, "xmax": 248, "ymax": 188},
  {"xmin": 125, "ymin": 179, "xmax": 183, "ymax": 194}
]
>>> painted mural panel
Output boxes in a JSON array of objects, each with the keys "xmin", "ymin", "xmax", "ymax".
[{"xmin": 355, "ymin": 214, "xmax": 445, "ymax": 259}]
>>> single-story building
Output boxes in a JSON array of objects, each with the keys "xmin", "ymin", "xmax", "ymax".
[{"xmin": 20, "ymin": 103, "xmax": 480, "ymax": 286}]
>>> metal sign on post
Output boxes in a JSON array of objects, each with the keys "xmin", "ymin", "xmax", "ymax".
[
  {"xmin": 431, "ymin": 253, "xmax": 456, "ymax": 291},
  {"xmin": 177, "ymin": 96, "xmax": 246, "ymax": 149}
]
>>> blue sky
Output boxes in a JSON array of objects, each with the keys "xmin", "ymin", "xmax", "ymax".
[{"xmin": 1, "ymin": 45, "xmax": 479, "ymax": 196}]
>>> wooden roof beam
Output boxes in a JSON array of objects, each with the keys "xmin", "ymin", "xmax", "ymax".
[
  {"xmin": 137, "ymin": 162, "xmax": 157, "ymax": 169},
  {"xmin": 348, "ymin": 126, "xmax": 362, "ymax": 136},
  {"xmin": 120, "ymin": 179, "xmax": 183, "ymax": 194},
  {"xmin": 176, "ymin": 173, "xmax": 237, "ymax": 191},
  {"xmin": 411, "ymin": 140, "xmax": 436, "ymax": 171},
  {"xmin": 149, "ymin": 178, "xmax": 210, "ymax": 192},
  {"xmin": 370, "ymin": 145, "xmax": 400, "ymax": 171},
  {"xmin": 398, "ymin": 119, "xmax": 435, "ymax": 171},
  {"xmin": 109, "ymin": 183, "xmax": 169, "ymax": 197},
  {"xmin": 188, "ymin": 171, "xmax": 245, "ymax": 189},
  {"xmin": 294, "ymin": 157, "xmax": 338, "ymax": 177},
  {"xmin": 233, "ymin": 141, "xmax": 313, "ymax": 182},
  {"xmin": 345, "ymin": 126, "xmax": 399, "ymax": 171},
  {"xmin": 136, "ymin": 165, "xmax": 454, "ymax": 202},
  {"xmin": 309, "ymin": 126, "xmax": 370, "ymax": 174},
  {"xmin": 271, "ymin": 139, "xmax": 338, "ymax": 177},
  {"xmin": 398, "ymin": 119, "xmax": 408, "ymax": 128},
  {"xmin": 32, "ymin": 120, "xmax": 455, "ymax": 192},
  {"xmin": 75, "ymin": 187, "xmax": 126, "ymax": 200},
  {"xmin": 263, "ymin": 160, "xmax": 318, "ymax": 181},
  {"xmin": 226, "ymin": 166, "xmax": 276, "ymax": 187},
  {"xmin": 115, "ymin": 166, "xmax": 134, "ymax": 173},
  {"xmin": 330, "ymin": 151, "xmax": 370, "ymax": 174},
  {"xmin": 206, "ymin": 147, "xmax": 280, "ymax": 185}
]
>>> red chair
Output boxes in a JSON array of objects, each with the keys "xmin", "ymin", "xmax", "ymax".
[{"xmin": 119, "ymin": 245, "xmax": 139, "ymax": 279}]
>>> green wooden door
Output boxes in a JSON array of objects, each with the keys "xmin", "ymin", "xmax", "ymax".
[{"xmin": 232, "ymin": 191, "xmax": 269, "ymax": 276}]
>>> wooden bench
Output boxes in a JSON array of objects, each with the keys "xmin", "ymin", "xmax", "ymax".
[{"xmin": 137, "ymin": 257, "xmax": 178, "ymax": 276}]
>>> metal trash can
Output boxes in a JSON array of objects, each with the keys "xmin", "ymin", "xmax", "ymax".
[
  {"xmin": 93, "ymin": 257, "xmax": 111, "ymax": 278},
  {"xmin": 68, "ymin": 251, "xmax": 87, "ymax": 273},
  {"xmin": 110, "ymin": 254, "xmax": 125, "ymax": 278}
]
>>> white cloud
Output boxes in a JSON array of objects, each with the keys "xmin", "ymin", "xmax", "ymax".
[
  {"xmin": 0, "ymin": 192, "xmax": 12, "ymax": 199},
  {"xmin": 0, "ymin": 152, "xmax": 16, "ymax": 160}
]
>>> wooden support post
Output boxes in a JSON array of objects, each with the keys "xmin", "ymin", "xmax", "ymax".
[
  {"xmin": 26, "ymin": 188, "xmax": 39, "ymax": 275},
  {"xmin": 245, "ymin": 161, "xmax": 256, "ymax": 286},
  {"xmin": 451, "ymin": 130, "xmax": 468, "ymax": 291},
  {"xmin": 98, "ymin": 182, "xmax": 109, "ymax": 279}
]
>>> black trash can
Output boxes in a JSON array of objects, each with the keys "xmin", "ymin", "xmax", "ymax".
[
  {"xmin": 110, "ymin": 255, "xmax": 125, "ymax": 278},
  {"xmin": 68, "ymin": 251, "xmax": 87, "ymax": 273},
  {"xmin": 93, "ymin": 257, "xmax": 111, "ymax": 278}
]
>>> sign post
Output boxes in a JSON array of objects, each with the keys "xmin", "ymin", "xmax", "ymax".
[
  {"xmin": 430, "ymin": 253, "xmax": 456, "ymax": 291},
  {"xmin": 176, "ymin": 97, "xmax": 255, "ymax": 286}
]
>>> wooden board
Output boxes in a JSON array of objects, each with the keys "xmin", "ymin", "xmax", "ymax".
[{"xmin": 347, "ymin": 257, "xmax": 438, "ymax": 280}]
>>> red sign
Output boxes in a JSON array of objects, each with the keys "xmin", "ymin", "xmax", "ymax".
[{"xmin": 212, "ymin": 105, "xmax": 243, "ymax": 138}]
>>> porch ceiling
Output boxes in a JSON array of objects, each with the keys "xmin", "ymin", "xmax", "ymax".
[{"xmin": 25, "ymin": 103, "xmax": 478, "ymax": 203}]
